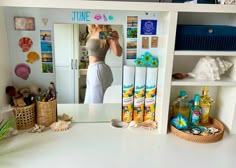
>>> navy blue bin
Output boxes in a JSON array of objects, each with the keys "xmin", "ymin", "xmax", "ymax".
[{"xmin": 175, "ymin": 25, "xmax": 236, "ymax": 51}]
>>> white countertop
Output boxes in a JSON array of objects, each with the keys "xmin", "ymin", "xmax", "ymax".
[
  {"xmin": 0, "ymin": 122, "xmax": 236, "ymax": 168},
  {"xmin": 57, "ymin": 103, "xmax": 121, "ymax": 122}
]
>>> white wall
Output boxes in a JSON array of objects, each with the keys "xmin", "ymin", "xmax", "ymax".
[{"xmin": 0, "ymin": 7, "xmax": 12, "ymax": 108}]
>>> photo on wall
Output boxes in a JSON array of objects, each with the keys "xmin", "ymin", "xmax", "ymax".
[
  {"xmin": 40, "ymin": 30, "xmax": 53, "ymax": 73},
  {"xmin": 127, "ymin": 16, "xmax": 138, "ymax": 28},
  {"xmin": 127, "ymin": 28, "xmax": 137, "ymax": 38},
  {"xmin": 126, "ymin": 49, "xmax": 137, "ymax": 59},
  {"xmin": 127, "ymin": 39, "xmax": 137, "ymax": 49},
  {"xmin": 42, "ymin": 62, "xmax": 53, "ymax": 73}
]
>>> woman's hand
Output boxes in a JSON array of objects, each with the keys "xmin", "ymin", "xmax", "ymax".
[{"xmin": 108, "ymin": 30, "xmax": 119, "ymax": 42}]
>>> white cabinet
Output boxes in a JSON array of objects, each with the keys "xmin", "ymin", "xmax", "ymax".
[
  {"xmin": 54, "ymin": 24, "xmax": 79, "ymax": 104},
  {"xmin": 167, "ymin": 12, "xmax": 236, "ymax": 134}
]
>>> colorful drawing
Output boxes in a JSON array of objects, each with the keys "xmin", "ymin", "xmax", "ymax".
[
  {"xmin": 26, "ymin": 52, "xmax": 39, "ymax": 64},
  {"xmin": 15, "ymin": 63, "xmax": 31, "ymax": 80},
  {"xmin": 18, "ymin": 37, "xmax": 33, "ymax": 52},
  {"xmin": 127, "ymin": 16, "xmax": 138, "ymax": 28}
]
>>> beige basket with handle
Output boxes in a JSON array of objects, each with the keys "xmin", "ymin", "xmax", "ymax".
[
  {"xmin": 36, "ymin": 99, "xmax": 57, "ymax": 127},
  {"xmin": 13, "ymin": 103, "xmax": 36, "ymax": 130}
]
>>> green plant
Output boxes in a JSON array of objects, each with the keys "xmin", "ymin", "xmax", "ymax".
[{"xmin": 0, "ymin": 119, "xmax": 15, "ymax": 140}]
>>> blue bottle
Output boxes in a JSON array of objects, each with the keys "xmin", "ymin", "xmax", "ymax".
[{"xmin": 190, "ymin": 94, "xmax": 201, "ymax": 126}]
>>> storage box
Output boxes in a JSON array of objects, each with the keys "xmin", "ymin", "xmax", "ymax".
[{"xmin": 175, "ymin": 25, "xmax": 236, "ymax": 51}]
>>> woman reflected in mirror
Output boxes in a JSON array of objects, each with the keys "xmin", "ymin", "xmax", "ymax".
[{"xmin": 84, "ymin": 24, "xmax": 123, "ymax": 104}]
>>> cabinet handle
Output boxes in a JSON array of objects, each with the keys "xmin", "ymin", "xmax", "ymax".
[
  {"xmin": 75, "ymin": 59, "xmax": 78, "ymax": 70},
  {"xmin": 71, "ymin": 59, "xmax": 73, "ymax": 70}
]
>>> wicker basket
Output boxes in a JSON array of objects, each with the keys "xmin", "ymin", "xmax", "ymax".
[
  {"xmin": 169, "ymin": 117, "xmax": 224, "ymax": 143},
  {"xmin": 13, "ymin": 103, "xmax": 36, "ymax": 130},
  {"xmin": 36, "ymin": 99, "xmax": 57, "ymax": 127}
]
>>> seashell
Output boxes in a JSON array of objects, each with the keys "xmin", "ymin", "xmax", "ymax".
[
  {"xmin": 26, "ymin": 52, "xmax": 39, "ymax": 64},
  {"xmin": 18, "ymin": 37, "xmax": 33, "ymax": 52},
  {"xmin": 188, "ymin": 56, "xmax": 233, "ymax": 80},
  {"xmin": 29, "ymin": 124, "xmax": 45, "ymax": 133},
  {"xmin": 140, "ymin": 121, "xmax": 158, "ymax": 130},
  {"xmin": 128, "ymin": 121, "xmax": 140, "ymax": 128},
  {"xmin": 15, "ymin": 63, "xmax": 31, "ymax": 80},
  {"xmin": 50, "ymin": 121, "xmax": 71, "ymax": 132},
  {"xmin": 58, "ymin": 113, "xmax": 72, "ymax": 121}
]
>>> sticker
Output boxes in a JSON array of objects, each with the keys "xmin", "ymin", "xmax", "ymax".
[
  {"xmin": 151, "ymin": 36, "xmax": 158, "ymax": 48},
  {"xmin": 26, "ymin": 52, "xmax": 39, "ymax": 64},
  {"xmin": 142, "ymin": 37, "xmax": 149, "ymax": 49},
  {"xmin": 18, "ymin": 37, "xmax": 33, "ymax": 52},
  {"xmin": 41, "ymin": 18, "xmax": 48, "ymax": 26},
  {"xmin": 72, "ymin": 11, "xmax": 90, "ymax": 21},
  {"xmin": 15, "ymin": 63, "xmax": 31, "ymax": 80},
  {"xmin": 141, "ymin": 20, "xmax": 157, "ymax": 35}
]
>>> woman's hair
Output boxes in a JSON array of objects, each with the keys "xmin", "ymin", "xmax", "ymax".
[{"xmin": 87, "ymin": 24, "xmax": 111, "ymax": 48}]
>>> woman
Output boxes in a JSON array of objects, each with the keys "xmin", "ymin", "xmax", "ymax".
[{"xmin": 84, "ymin": 24, "xmax": 123, "ymax": 104}]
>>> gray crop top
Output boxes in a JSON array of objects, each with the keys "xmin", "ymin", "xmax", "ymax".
[{"xmin": 86, "ymin": 39, "xmax": 109, "ymax": 60}]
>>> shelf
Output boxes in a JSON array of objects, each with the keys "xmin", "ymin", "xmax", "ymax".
[
  {"xmin": 174, "ymin": 51, "xmax": 236, "ymax": 57},
  {"xmin": 172, "ymin": 76, "xmax": 236, "ymax": 86},
  {"xmin": 79, "ymin": 69, "xmax": 87, "ymax": 76}
]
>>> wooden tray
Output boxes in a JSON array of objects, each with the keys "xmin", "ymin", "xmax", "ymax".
[{"xmin": 169, "ymin": 118, "xmax": 224, "ymax": 143}]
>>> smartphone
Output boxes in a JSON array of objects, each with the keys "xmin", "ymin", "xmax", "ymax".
[{"xmin": 99, "ymin": 31, "xmax": 113, "ymax": 39}]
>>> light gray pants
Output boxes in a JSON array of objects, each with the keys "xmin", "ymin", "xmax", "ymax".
[{"xmin": 84, "ymin": 61, "xmax": 113, "ymax": 104}]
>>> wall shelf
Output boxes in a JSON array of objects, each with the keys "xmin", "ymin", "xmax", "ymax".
[
  {"xmin": 174, "ymin": 51, "xmax": 236, "ymax": 57},
  {"xmin": 172, "ymin": 76, "xmax": 236, "ymax": 86}
]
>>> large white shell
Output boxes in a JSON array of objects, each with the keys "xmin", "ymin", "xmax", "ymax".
[{"xmin": 188, "ymin": 56, "xmax": 233, "ymax": 80}]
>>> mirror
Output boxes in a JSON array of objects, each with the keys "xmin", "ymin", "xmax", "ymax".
[{"xmin": 54, "ymin": 24, "xmax": 124, "ymax": 105}]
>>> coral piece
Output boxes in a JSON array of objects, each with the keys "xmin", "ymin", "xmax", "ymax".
[
  {"xmin": 18, "ymin": 37, "xmax": 33, "ymax": 52},
  {"xmin": 29, "ymin": 124, "xmax": 45, "ymax": 133},
  {"xmin": 15, "ymin": 63, "xmax": 31, "ymax": 80},
  {"xmin": 140, "ymin": 121, "xmax": 158, "ymax": 130},
  {"xmin": 26, "ymin": 52, "xmax": 39, "ymax": 64},
  {"xmin": 58, "ymin": 113, "xmax": 72, "ymax": 121},
  {"xmin": 50, "ymin": 121, "xmax": 71, "ymax": 132},
  {"xmin": 188, "ymin": 56, "xmax": 233, "ymax": 80}
]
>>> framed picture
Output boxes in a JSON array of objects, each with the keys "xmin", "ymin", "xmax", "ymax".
[{"xmin": 14, "ymin": 17, "xmax": 35, "ymax": 30}]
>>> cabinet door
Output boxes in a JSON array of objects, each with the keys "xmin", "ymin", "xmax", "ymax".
[{"xmin": 54, "ymin": 24, "xmax": 75, "ymax": 103}]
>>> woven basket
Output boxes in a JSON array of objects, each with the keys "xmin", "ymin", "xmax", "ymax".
[
  {"xmin": 36, "ymin": 99, "xmax": 57, "ymax": 127},
  {"xmin": 169, "ymin": 117, "xmax": 224, "ymax": 143},
  {"xmin": 13, "ymin": 103, "xmax": 36, "ymax": 130}
]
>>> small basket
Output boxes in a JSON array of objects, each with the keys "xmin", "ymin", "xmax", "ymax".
[
  {"xmin": 13, "ymin": 103, "xmax": 36, "ymax": 130},
  {"xmin": 36, "ymin": 99, "xmax": 57, "ymax": 127},
  {"xmin": 169, "ymin": 117, "xmax": 224, "ymax": 143}
]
